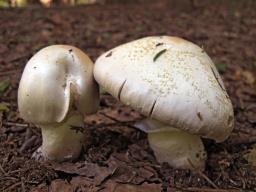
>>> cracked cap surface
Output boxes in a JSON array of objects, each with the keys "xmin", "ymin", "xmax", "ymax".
[{"xmin": 94, "ymin": 36, "xmax": 234, "ymax": 142}]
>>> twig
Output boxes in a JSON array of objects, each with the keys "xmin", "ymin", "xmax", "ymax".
[
  {"xmin": 234, "ymin": 129, "xmax": 256, "ymax": 136},
  {"xmin": 72, "ymin": 120, "xmax": 140, "ymax": 134},
  {"xmin": 25, "ymin": 128, "xmax": 32, "ymax": 140},
  {"xmin": 99, "ymin": 111, "xmax": 142, "ymax": 129},
  {"xmin": 8, "ymin": 126, "xmax": 26, "ymax": 133},
  {"xmin": 7, "ymin": 169, "xmax": 22, "ymax": 175},
  {"xmin": 176, "ymin": 187, "xmax": 240, "ymax": 192},
  {"xmin": 0, "ymin": 97, "xmax": 17, "ymax": 102},
  {"xmin": 0, "ymin": 164, "xmax": 7, "ymax": 176},
  {"xmin": 4, "ymin": 181, "xmax": 22, "ymax": 191},
  {"xmin": 0, "ymin": 69, "xmax": 22, "ymax": 77},
  {"xmin": 198, "ymin": 171, "xmax": 219, "ymax": 189},
  {"xmin": 187, "ymin": 158, "xmax": 218, "ymax": 189},
  {"xmin": 21, "ymin": 177, "xmax": 26, "ymax": 192},
  {"xmin": 228, "ymin": 136, "xmax": 256, "ymax": 145},
  {"xmin": 3, "ymin": 122, "xmax": 29, "ymax": 128},
  {"xmin": 0, "ymin": 176, "xmax": 19, "ymax": 181},
  {"xmin": 91, "ymin": 121, "xmax": 138, "ymax": 130},
  {"xmin": 6, "ymin": 53, "xmax": 29, "ymax": 63},
  {"xmin": 19, "ymin": 135, "xmax": 37, "ymax": 152}
]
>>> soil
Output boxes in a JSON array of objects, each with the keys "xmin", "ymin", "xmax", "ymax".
[{"xmin": 0, "ymin": 0, "xmax": 256, "ymax": 191}]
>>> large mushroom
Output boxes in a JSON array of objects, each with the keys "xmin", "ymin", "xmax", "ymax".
[
  {"xmin": 18, "ymin": 45, "xmax": 99, "ymax": 162},
  {"xmin": 94, "ymin": 36, "xmax": 234, "ymax": 170}
]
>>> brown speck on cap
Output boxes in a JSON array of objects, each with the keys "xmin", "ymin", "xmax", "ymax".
[
  {"xmin": 156, "ymin": 43, "xmax": 164, "ymax": 47},
  {"xmin": 105, "ymin": 51, "xmax": 112, "ymax": 57},
  {"xmin": 197, "ymin": 112, "xmax": 203, "ymax": 121}
]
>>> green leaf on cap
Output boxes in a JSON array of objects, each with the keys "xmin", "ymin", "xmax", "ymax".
[
  {"xmin": 153, "ymin": 49, "xmax": 167, "ymax": 62},
  {"xmin": 216, "ymin": 63, "xmax": 227, "ymax": 73}
]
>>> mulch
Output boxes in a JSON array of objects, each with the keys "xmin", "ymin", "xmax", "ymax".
[{"xmin": 0, "ymin": 0, "xmax": 256, "ymax": 191}]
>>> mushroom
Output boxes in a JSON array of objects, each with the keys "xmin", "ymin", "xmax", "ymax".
[
  {"xmin": 94, "ymin": 36, "xmax": 234, "ymax": 170},
  {"xmin": 18, "ymin": 45, "xmax": 99, "ymax": 162}
]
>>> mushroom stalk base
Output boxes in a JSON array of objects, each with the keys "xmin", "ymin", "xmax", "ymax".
[
  {"xmin": 40, "ymin": 113, "xmax": 85, "ymax": 162},
  {"xmin": 148, "ymin": 129, "xmax": 206, "ymax": 170}
]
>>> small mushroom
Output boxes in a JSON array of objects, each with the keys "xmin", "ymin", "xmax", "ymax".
[
  {"xmin": 18, "ymin": 45, "xmax": 99, "ymax": 162},
  {"xmin": 94, "ymin": 36, "xmax": 234, "ymax": 170}
]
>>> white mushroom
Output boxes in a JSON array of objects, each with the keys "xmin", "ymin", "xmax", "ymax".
[
  {"xmin": 94, "ymin": 36, "xmax": 234, "ymax": 170},
  {"xmin": 18, "ymin": 45, "xmax": 99, "ymax": 162}
]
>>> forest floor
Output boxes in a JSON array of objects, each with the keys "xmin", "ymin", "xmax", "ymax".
[{"xmin": 0, "ymin": 0, "xmax": 256, "ymax": 191}]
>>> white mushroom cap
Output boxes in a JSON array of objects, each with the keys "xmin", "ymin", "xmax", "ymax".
[
  {"xmin": 94, "ymin": 36, "xmax": 234, "ymax": 142},
  {"xmin": 18, "ymin": 45, "xmax": 99, "ymax": 124}
]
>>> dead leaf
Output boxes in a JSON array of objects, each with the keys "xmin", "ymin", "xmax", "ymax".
[
  {"xmin": 107, "ymin": 154, "xmax": 158, "ymax": 185},
  {"xmin": 0, "ymin": 103, "xmax": 9, "ymax": 132},
  {"xmin": 244, "ymin": 144, "xmax": 256, "ymax": 166},
  {"xmin": 230, "ymin": 68, "xmax": 256, "ymax": 86},
  {"xmin": 0, "ymin": 103, "xmax": 9, "ymax": 111},
  {"xmin": 0, "ymin": 79, "xmax": 10, "ymax": 96},
  {"xmin": 247, "ymin": 111, "xmax": 256, "ymax": 123},
  {"xmin": 50, "ymin": 179, "xmax": 72, "ymax": 192},
  {"xmin": 0, "ymin": 112, "xmax": 3, "ymax": 133},
  {"xmin": 50, "ymin": 14, "xmax": 63, "ymax": 25},
  {"xmin": 102, "ymin": 181, "xmax": 162, "ymax": 192},
  {"xmin": 105, "ymin": 107, "xmax": 141, "ymax": 122},
  {"xmin": 30, "ymin": 183, "xmax": 48, "ymax": 192},
  {"xmin": 48, "ymin": 176, "xmax": 102, "ymax": 192},
  {"xmin": 84, "ymin": 113, "xmax": 114, "ymax": 126},
  {"xmin": 0, "ymin": 44, "xmax": 8, "ymax": 54},
  {"xmin": 50, "ymin": 162, "xmax": 113, "ymax": 185},
  {"xmin": 112, "ymin": 165, "xmax": 138, "ymax": 183},
  {"xmin": 242, "ymin": 70, "xmax": 255, "ymax": 85},
  {"xmin": 70, "ymin": 176, "xmax": 101, "ymax": 191}
]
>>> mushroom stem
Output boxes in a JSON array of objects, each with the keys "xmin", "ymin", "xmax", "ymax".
[
  {"xmin": 40, "ymin": 112, "xmax": 85, "ymax": 162},
  {"xmin": 135, "ymin": 119, "xmax": 207, "ymax": 170}
]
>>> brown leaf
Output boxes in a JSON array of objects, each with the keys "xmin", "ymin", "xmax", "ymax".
[
  {"xmin": 244, "ymin": 144, "xmax": 256, "ymax": 166},
  {"xmin": 30, "ymin": 183, "xmax": 48, "ymax": 192},
  {"xmin": 50, "ymin": 162, "xmax": 113, "ymax": 185},
  {"xmin": 242, "ymin": 70, "xmax": 255, "ymax": 85},
  {"xmin": 42, "ymin": 177, "xmax": 101, "ymax": 192},
  {"xmin": 70, "ymin": 176, "xmax": 101, "ymax": 192},
  {"xmin": 0, "ymin": 43, "xmax": 8, "ymax": 54},
  {"xmin": 104, "ymin": 107, "xmax": 141, "ymax": 122},
  {"xmin": 107, "ymin": 154, "xmax": 158, "ymax": 185},
  {"xmin": 50, "ymin": 179, "xmax": 72, "ymax": 192},
  {"xmin": 84, "ymin": 113, "xmax": 114, "ymax": 126},
  {"xmin": 113, "ymin": 165, "xmax": 137, "ymax": 183},
  {"xmin": 138, "ymin": 167, "xmax": 155, "ymax": 180},
  {"xmin": 247, "ymin": 111, "xmax": 256, "ymax": 123},
  {"xmin": 50, "ymin": 14, "xmax": 63, "ymax": 25},
  {"xmin": 102, "ymin": 181, "xmax": 162, "ymax": 192},
  {"xmin": 231, "ymin": 68, "xmax": 255, "ymax": 85}
]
